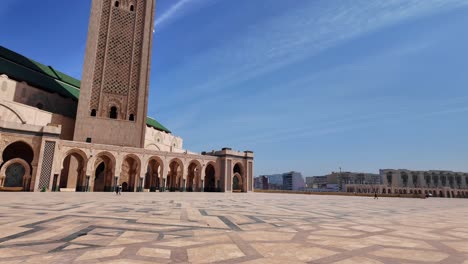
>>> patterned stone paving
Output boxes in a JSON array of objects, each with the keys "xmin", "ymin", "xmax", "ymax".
[{"xmin": 0, "ymin": 193, "xmax": 467, "ymax": 264}]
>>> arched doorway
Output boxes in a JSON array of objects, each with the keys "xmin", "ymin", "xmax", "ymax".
[
  {"xmin": 168, "ymin": 159, "xmax": 183, "ymax": 192},
  {"xmin": 93, "ymin": 153, "xmax": 115, "ymax": 192},
  {"xmin": 2, "ymin": 159, "xmax": 31, "ymax": 190},
  {"xmin": 187, "ymin": 161, "xmax": 201, "ymax": 192},
  {"xmin": 59, "ymin": 150, "xmax": 87, "ymax": 191},
  {"xmin": 120, "ymin": 155, "xmax": 140, "ymax": 192},
  {"xmin": 204, "ymin": 163, "xmax": 216, "ymax": 192},
  {"xmin": 232, "ymin": 163, "xmax": 245, "ymax": 192},
  {"xmin": 145, "ymin": 157, "xmax": 162, "ymax": 192},
  {"xmin": 1, "ymin": 141, "xmax": 34, "ymax": 191},
  {"xmin": 232, "ymin": 174, "xmax": 243, "ymax": 192}
]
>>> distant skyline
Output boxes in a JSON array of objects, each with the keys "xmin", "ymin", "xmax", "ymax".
[{"xmin": 1, "ymin": 0, "xmax": 468, "ymax": 176}]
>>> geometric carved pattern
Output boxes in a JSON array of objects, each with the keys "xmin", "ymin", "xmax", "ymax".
[
  {"xmin": 0, "ymin": 193, "xmax": 466, "ymax": 263},
  {"xmin": 38, "ymin": 141, "xmax": 56, "ymax": 190},
  {"xmin": 90, "ymin": 0, "xmax": 145, "ymax": 119},
  {"xmin": 90, "ymin": 0, "xmax": 112, "ymax": 111},
  {"xmin": 102, "ymin": 7, "xmax": 135, "ymax": 95},
  {"xmin": 128, "ymin": 1, "xmax": 145, "ymax": 116}
]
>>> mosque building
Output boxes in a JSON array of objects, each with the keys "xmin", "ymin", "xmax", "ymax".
[{"xmin": 0, "ymin": 0, "xmax": 254, "ymax": 192}]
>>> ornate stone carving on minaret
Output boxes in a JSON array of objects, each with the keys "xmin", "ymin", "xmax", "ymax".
[{"xmin": 74, "ymin": 0, "xmax": 155, "ymax": 148}]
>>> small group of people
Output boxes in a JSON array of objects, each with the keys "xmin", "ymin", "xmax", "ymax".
[{"xmin": 115, "ymin": 185, "xmax": 122, "ymax": 195}]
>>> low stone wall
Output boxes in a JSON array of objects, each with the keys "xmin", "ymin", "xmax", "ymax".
[{"xmin": 254, "ymin": 189, "xmax": 423, "ymax": 198}]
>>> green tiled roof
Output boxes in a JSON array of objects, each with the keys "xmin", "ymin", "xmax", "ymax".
[
  {"xmin": 146, "ymin": 117, "xmax": 171, "ymax": 133},
  {"xmin": 0, "ymin": 45, "xmax": 170, "ymax": 133}
]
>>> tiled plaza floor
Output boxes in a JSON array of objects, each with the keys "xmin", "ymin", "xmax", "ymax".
[{"xmin": 0, "ymin": 193, "xmax": 467, "ymax": 264}]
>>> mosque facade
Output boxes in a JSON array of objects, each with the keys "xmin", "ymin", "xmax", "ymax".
[{"xmin": 0, "ymin": 0, "xmax": 254, "ymax": 193}]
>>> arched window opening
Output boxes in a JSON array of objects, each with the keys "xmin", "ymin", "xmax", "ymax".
[
  {"xmin": 109, "ymin": 106, "xmax": 118, "ymax": 119},
  {"xmin": 234, "ymin": 164, "xmax": 242, "ymax": 175},
  {"xmin": 130, "ymin": 5, "xmax": 134, "ymax": 11},
  {"xmin": 2, "ymin": 141, "xmax": 34, "ymax": 165},
  {"xmin": 129, "ymin": 114, "xmax": 135, "ymax": 121},
  {"xmin": 91, "ymin": 109, "xmax": 97, "ymax": 117},
  {"xmin": 115, "ymin": 1, "xmax": 120, "ymax": 7}
]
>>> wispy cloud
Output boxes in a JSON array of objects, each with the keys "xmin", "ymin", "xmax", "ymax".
[
  {"xmin": 154, "ymin": 0, "xmax": 215, "ymax": 30},
  {"xmin": 158, "ymin": 0, "xmax": 468, "ymax": 109},
  {"xmin": 225, "ymin": 98, "xmax": 468, "ymax": 147}
]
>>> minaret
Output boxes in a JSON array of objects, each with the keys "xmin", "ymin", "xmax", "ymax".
[{"xmin": 74, "ymin": 0, "xmax": 155, "ymax": 148}]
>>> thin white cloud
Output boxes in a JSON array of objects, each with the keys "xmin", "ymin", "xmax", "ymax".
[
  {"xmin": 154, "ymin": 0, "xmax": 215, "ymax": 30},
  {"xmin": 159, "ymin": 0, "xmax": 468, "ymax": 108},
  {"xmin": 155, "ymin": 0, "xmax": 191, "ymax": 29}
]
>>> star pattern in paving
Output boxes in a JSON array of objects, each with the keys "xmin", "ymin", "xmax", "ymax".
[{"xmin": 0, "ymin": 193, "xmax": 467, "ymax": 263}]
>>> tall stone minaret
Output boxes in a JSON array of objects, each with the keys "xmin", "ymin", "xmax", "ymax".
[{"xmin": 74, "ymin": 0, "xmax": 155, "ymax": 148}]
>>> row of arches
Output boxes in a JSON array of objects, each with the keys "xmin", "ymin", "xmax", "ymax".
[
  {"xmin": 346, "ymin": 185, "xmax": 468, "ymax": 198},
  {"xmin": 57, "ymin": 149, "xmax": 246, "ymax": 192},
  {"xmin": 0, "ymin": 140, "xmax": 248, "ymax": 193}
]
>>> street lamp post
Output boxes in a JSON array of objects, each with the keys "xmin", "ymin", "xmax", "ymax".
[{"xmin": 338, "ymin": 167, "xmax": 342, "ymax": 192}]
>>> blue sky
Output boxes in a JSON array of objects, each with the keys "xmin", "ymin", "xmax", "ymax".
[{"xmin": 1, "ymin": 0, "xmax": 468, "ymax": 176}]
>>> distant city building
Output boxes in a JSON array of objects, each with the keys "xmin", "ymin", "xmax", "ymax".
[
  {"xmin": 346, "ymin": 169, "xmax": 468, "ymax": 198},
  {"xmin": 305, "ymin": 172, "xmax": 381, "ymax": 192},
  {"xmin": 254, "ymin": 176, "xmax": 269, "ymax": 190},
  {"xmin": 305, "ymin": 176, "xmax": 327, "ymax": 189},
  {"xmin": 255, "ymin": 172, "xmax": 305, "ymax": 191},
  {"xmin": 282, "ymin": 171, "xmax": 305, "ymax": 191},
  {"xmin": 328, "ymin": 171, "xmax": 381, "ymax": 191}
]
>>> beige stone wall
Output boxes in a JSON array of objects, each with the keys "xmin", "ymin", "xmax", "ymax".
[
  {"xmin": 0, "ymin": 76, "xmax": 76, "ymax": 140},
  {"xmin": 144, "ymin": 126, "xmax": 184, "ymax": 152},
  {"xmin": 381, "ymin": 169, "xmax": 468, "ymax": 189},
  {"xmin": 0, "ymin": 100, "xmax": 75, "ymax": 140},
  {"xmin": 0, "ymin": 75, "xmax": 77, "ymax": 118}
]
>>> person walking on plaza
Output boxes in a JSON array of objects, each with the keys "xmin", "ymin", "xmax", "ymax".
[
  {"xmin": 374, "ymin": 192, "xmax": 378, "ymax": 200},
  {"xmin": 115, "ymin": 185, "xmax": 119, "ymax": 195},
  {"xmin": 118, "ymin": 185, "xmax": 122, "ymax": 195}
]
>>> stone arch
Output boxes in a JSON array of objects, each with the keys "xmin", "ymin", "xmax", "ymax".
[
  {"xmin": 233, "ymin": 162, "xmax": 245, "ymax": 192},
  {"xmin": 1, "ymin": 141, "xmax": 34, "ymax": 175},
  {"xmin": 232, "ymin": 172, "xmax": 244, "ymax": 192},
  {"xmin": 187, "ymin": 160, "xmax": 202, "ymax": 192},
  {"xmin": 145, "ymin": 156, "xmax": 164, "ymax": 192},
  {"xmin": 145, "ymin": 143, "xmax": 161, "ymax": 151},
  {"xmin": 0, "ymin": 158, "xmax": 31, "ymax": 190},
  {"xmin": 92, "ymin": 152, "xmax": 116, "ymax": 192},
  {"xmin": 168, "ymin": 158, "xmax": 184, "ymax": 191},
  {"xmin": 0, "ymin": 103, "xmax": 27, "ymax": 124},
  {"xmin": 154, "ymin": 132, "xmax": 163, "ymax": 144},
  {"xmin": 59, "ymin": 149, "xmax": 88, "ymax": 192},
  {"xmin": 171, "ymin": 138, "xmax": 178, "ymax": 149},
  {"xmin": 120, "ymin": 154, "xmax": 141, "ymax": 192},
  {"xmin": 204, "ymin": 163, "xmax": 216, "ymax": 192}
]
